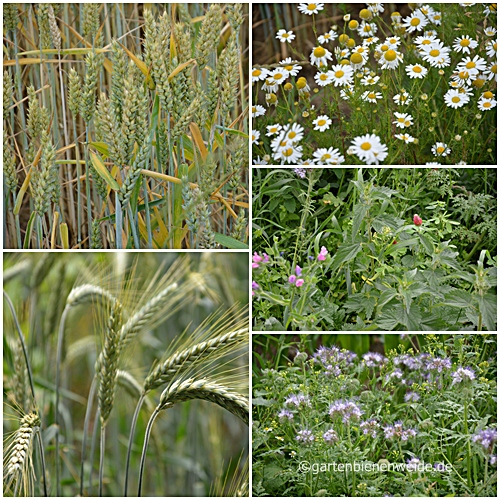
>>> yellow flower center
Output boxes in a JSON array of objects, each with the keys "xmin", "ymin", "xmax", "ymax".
[
  {"xmin": 288, "ymin": 131, "xmax": 297, "ymax": 139},
  {"xmin": 285, "ymin": 65, "xmax": 293, "ymax": 71},
  {"xmin": 314, "ymin": 47, "xmax": 326, "ymax": 58},
  {"xmin": 363, "ymin": 24, "xmax": 372, "ymax": 32},
  {"xmin": 284, "ymin": 82, "xmax": 293, "ymax": 90},
  {"xmin": 410, "ymin": 17, "xmax": 421, "ymax": 26},
  {"xmin": 437, "ymin": 146, "xmax": 445, "ymax": 154},
  {"xmin": 307, "ymin": 4, "xmax": 317, "ymax": 11},
  {"xmin": 274, "ymin": 73, "xmax": 283, "ymax": 80},
  {"xmin": 339, "ymin": 34, "xmax": 349, "ymax": 44},
  {"xmin": 349, "ymin": 20, "xmax": 359, "ymax": 29},
  {"xmin": 347, "ymin": 38, "xmax": 356, "ymax": 47},
  {"xmin": 473, "ymin": 78, "xmax": 485, "ymax": 87},
  {"xmin": 359, "ymin": 8, "xmax": 372, "ymax": 20},
  {"xmin": 283, "ymin": 148, "xmax": 294, "ymax": 157},
  {"xmin": 398, "ymin": 117, "xmax": 404, "ymax": 122},
  {"xmin": 320, "ymin": 73, "xmax": 328, "ymax": 80},
  {"xmin": 422, "ymin": 39, "xmax": 431, "ymax": 45},
  {"xmin": 433, "ymin": 14, "xmax": 441, "ymax": 20},
  {"xmin": 494, "ymin": 42, "xmax": 498, "ymax": 51},
  {"xmin": 389, "ymin": 38, "xmax": 397, "ymax": 44},
  {"xmin": 335, "ymin": 70, "xmax": 345, "ymax": 78},
  {"xmin": 321, "ymin": 153, "xmax": 332, "ymax": 160},
  {"xmin": 317, "ymin": 119, "xmax": 327, "ymax": 126},
  {"xmin": 413, "ymin": 65, "xmax": 422, "ymax": 73},
  {"xmin": 484, "ymin": 91, "xmax": 494, "ymax": 99},
  {"xmin": 252, "ymin": 69, "xmax": 261, "ymax": 77},
  {"xmin": 465, "ymin": 61, "xmax": 476, "ymax": 69},
  {"xmin": 484, "ymin": 102, "xmax": 492, "ymax": 108},
  {"xmin": 282, "ymin": 33, "xmax": 289, "ymax": 38},
  {"xmin": 252, "ymin": 135, "xmax": 256, "ymax": 141},
  {"xmin": 405, "ymin": 120, "xmax": 411, "ymax": 126},
  {"xmin": 361, "ymin": 142, "xmax": 372, "ymax": 151},
  {"xmin": 368, "ymin": 92, "xmax": 376, "ymax": 99},
  {"xmin": 324, "ymin": 34, "xmax": 331, "ymax": 39},
  {"xmin": 296, "ymin": 78, "xmax": 307, "ymax": 89},
  {"xmin": 459, "ymin": 70, "xmax": 469, "ymax": 79},
  {"xmin": 385, "ymin": 49, "xmax": 397, "ymax": 61},
  {"xmin": 350, "ymin": 53, "xmax": 363, "ymax": 64},
  {"xmin": 452, "ymin": 96, "xmax": 461, "ymax": 103},
  {"xmin": 270, "ymin": 127, "xmax": 278, "ymax": 132},
  {"xmin": 492, "ymin": 64, "xmax": 497, "ymax": 74},
  {"xmin": 430, "ymin": 49, "xmax": 440, "ymax": 57},
  {"xmin": 381, "ymin": 44, "xmax": 389, "ymax": 51},
  {"xmin": 280, "ymin": 140, "xmax": 287, "ymax": 147},
  {"xmin": 460, "ymin": 39, "xmax": 470, "ymax": 47}
]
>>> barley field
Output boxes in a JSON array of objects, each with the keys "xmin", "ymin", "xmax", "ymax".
[
  {"xmin": 3, "ymin": 252, "xmax": 249, "ymax": 496},
  {"xmin": 3, "ymin": 3, "xmax": 249, "ymax": 249}
]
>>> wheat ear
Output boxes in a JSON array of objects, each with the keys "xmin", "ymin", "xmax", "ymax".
[{"xmin": 143, "ymin": 328, "xmax": 248, "ymax": 392}]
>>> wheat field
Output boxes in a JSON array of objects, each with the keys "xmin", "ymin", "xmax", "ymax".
[{"xmin": 3, "ymin": 3, "xmax": 249, "ymax": 249}]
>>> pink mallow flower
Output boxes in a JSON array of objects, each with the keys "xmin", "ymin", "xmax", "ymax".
[
  {"xmin": 252, "ymin": 252, "xmax": 269, "ymax": 268},
  {"xmin": 296, "ymin": 279, "xmax": 305, "ymax": 287},
  {"xmin": 318, "ymin": 246, "xmax": 329, "ymax": 261},
  {"xmin": 413, "ymin": 214, "xmax": 423, "ymax": 226},
  {"xmin": 289, "ymin": 275, "xmax": 297, "ymax": 283}
]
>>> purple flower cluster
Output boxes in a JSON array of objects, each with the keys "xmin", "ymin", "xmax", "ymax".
[
  {"xmin": 383, "ymin": 421, "xmax": 418, "ymax": 441},
  {"xmin": 252, "ymin": 252, "xmax": 269, "ymax": 269},
  {"xmin": 323, "ymin": 429, "xmax": 339, "ymax": 444},
  {"xmin": 294, "ymin": 168, "xmax": 307, "ymax": 178},
  {"xmin": 426, "ymin": 356, "xmax": 452, "ymax": 373},
  {"xmin": 252, "ymin": 281, "xmax": 259, "ymax": 296},
  {"xmin": 360, "ymin": 419, "xmax": 381, "ymax": 438},
  {"xmin": 404, "ymin": 391, "xmax": 420, "ymax": 403},
  {"xmin": 285, "ymin": 392, "xmax": 311, "ymax": 408},
  {"xmin": 296, "ymin": 429, "xmax": 315, "ymax": 444},
  {"xmin": 314, "ymin": 345, "xmax": 357, "ymax": 377},
  {"xmin": 451, "ymin": 366, "xmax": 476, "ymax": 385},
  {"xmin": 329, "ymin": 399, "xmax": 363, "ymax": 423},
  {"xmin": 277, "ymin": 409, "xmax": 294, "ymax": 421},
  {"xmin": 362, "ymin": 352, "xmax": 388, "ymax": 368},
  {"xmin": 472, "ymin": 428, "xmax": 497, "ymax": 450}
]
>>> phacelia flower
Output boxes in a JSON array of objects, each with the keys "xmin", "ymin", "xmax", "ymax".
[
  {"xmin": 413, "ymin": 214, "xmax": 423, "ymax": 226},
  {"xmin": 329, "ymin": 399, "xmax": 363, "ymax": 423},
  {"xmin": 277, "ymin": 408, "xmax": 294, "ymax": 421},
  {"xmin": 323, "ymin": 429, "xmax": 339, "ymax": 444},
  {"xmin": 472, "ymin": 428, "xmax": 497, "ymax": 450},
  {"xmin": 296, "ymin": 429, "xmax": 315, "ymax": 443},
  {"xmin": 360, "ymin": 419, "xmax": 381, "ymax": 438},
  {"xmin": 285, "ymin": 393, "xmax": 311, "ymax": 408},
  {"xmin": 404, "ymin": 391, "xmax": 421, "ymax": 402},
  {"xmin": 362, "ymin": 352, "xmax": 388, "ymax": 367},
  {"xmin": 451, "ymin": 366, "xmax": 476, "ymax": 385}
]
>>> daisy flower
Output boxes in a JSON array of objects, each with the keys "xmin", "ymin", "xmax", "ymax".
[
  {"xmin": 451, "ymin": 69, "xmax": 477, "ymax": 86},
  {"xmin": 270, "ymin": 135, "xmax": 289, "ymax": 152},
  {"xmin": 310, "ymin": 46, "xmax": 333, "ymax": 67},
  {"xmin": 367, "ymin": 2, "xmax": 384, "ymax": 15},
  {"xmin": 453, "ymin": 35, "xmax": 479, "ymax": 54},
  {"xmin": 273, "ymin": 145, "xmax": 304, "ymax": 164},
  {"xmin": 265, "ymin": 92, "xmax": 278, "ymax": 106},
  {"xmin": 340, "ymin": 85, "xmax": 355, "ymax": 100},
  {"xmin": 312, "ymin": 115, "xmax": 332, "ymax": 132},
  {"xmin": 402, "ymin": 10, "xmax": 428, "ymax": 33},
  {"xmin": 252, "ymin": 67, "xmax": 268, "ymax": 83},
  {"xmin": 251, "ymin": 130, "xmax": 260, "ymax": 145},
  {"xmin": 318, "ymin": 30, "xmax": 338, "ymax": 44},
  {"xmin": 444, "ymin": 89, "xmax": 470, "ymax": 108},
  {"xmin": 262, "ymin": 79, "xmax": 279, "ymax": 93},
  {"xmin": 421, "ymin": 41, "xmax": 451, "ymax": 68},
  {"xmin": 485, "ymin": 40, "xmax": 497, "ymax": 58},
  {"xmin": 313, "ymin": 147, "xmax": 345, "ymax": 165},
  {"xmin": 351, "ymin": 134, "xmax": 388, "ymax": 164},
  {"xmin": 362, "ymin": 90, "xmax": 383, "ymax": 103},
  {"xmin": 384, "ymin": 36, "xmax": 401, "ymax": 49},
  {"xmin": 283, "ymin": 123, "xmax": 305, "ymax": 143},
  {"xmin": 314, "ymin": 71, "xmax": 334, "ymax": 86},
  {"xmin": 406, "ymin": 63, "xmax": 428, "ymax": 79},
  {"xmin": 483, "ymin": 4, "xmax": 497, "ymax": 15},
  {"xmin": 253, "ymin": 156, "xmax": 268, "ymax": 165},
  {"xmin": 477, "ymin": 97, "xmax": 497, "ymax": 111},
  {"xmin": 363, "ymin": 36, "xmax": 379, "ymax": 46},
  {"xmin": 329, "ymin": 64, "xmax": 354, "ymax": 86},
  {"xmin": 296, "ymin": 77, "xmax": 311, "ymax": 94},
  {"xmin": 484, "ymin": 26, "xmax": 497, "ymax": 37},
  {"xmin": 280, "ymin": 58, "xmax": 302, "ymax": 76},
  {"xmin": 390, "ymin": 11, "xmax": 402, "ymax": 23},
  {"xmin": 393, "ymin": 112, "xmax": 414, "ymax": 128},
  {"xmin": 378, "ymin": 49, "xmax": 403, "ymax": 69},
  {"xmin": 395, "ymin": 133, "xmax": 416, "ymax": 143},
  {"xmin": 419, "ymin": 4, "xmax": 436, "ymax": 18},
  {"xmin": 357, "ymin": 21, "xmax": 378, "ymax": 37},
  {"xmin": 268, "ymin": 68, "xmax": 290, "ymax": 85},
  {"xmin": 266, "ymin": 124, "xmax": 282, "ymax": 136},
  {"xmin": 414, "ymin": 34, "xmax": 438, "ymax": 48},
  {"xmin": 393, "ymin": 91, "xmax": 412, "ymax": 105},
  {"xmin": 298, "ymin": 3, "xmax": 324, "ymax": 15},
  {"xmin": 427, "ymin": 10, "xmax": 442, "ymax": 25},
  {"xmin": 276, "ymin": 29, "xmax": 295, "ymax": 43},
  {"xmin": 457, "ymin": 55, "xmax": 488, "ymax": 73},
  {"xmin": 252, "ymin": 105, "xmax": 266, "ymax": 118},
  {"xmin": 360, "ymin": 74, "xmax": 380, "ymax": 85},
  {"xmin": 431, "ymin": 142, "xmax": 451, "ymax": 157},
  {"xmin": 484, "ymin": 62, "xmax": 497, "ymax": 81},
  {"xmin": 334, "ymin": 47, "xmax": 351, "ymax": 61},
  {"xmin": 350, "ymin": 45, "xmax": 370, "ymax": 68}
]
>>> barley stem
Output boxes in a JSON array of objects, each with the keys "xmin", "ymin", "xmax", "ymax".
[{"xmin": 123, "ymin": 394, "xmax": 145, "ymax": 496}]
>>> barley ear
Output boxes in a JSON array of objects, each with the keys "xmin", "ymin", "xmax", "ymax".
[{"xmin": 196, "ymin": 4, "xmax": 222, "ymax": 70}]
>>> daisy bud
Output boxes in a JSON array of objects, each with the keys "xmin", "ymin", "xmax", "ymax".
[
  {"xmin": 343, "ymin": 14, "xmax": 351, "ymax": 21},
  {"xmin": 413, "ymin": 214, "xmax": 423, "ymax": 226}
]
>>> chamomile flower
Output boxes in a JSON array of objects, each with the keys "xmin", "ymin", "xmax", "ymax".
[
  {"xmin": 270, "ymin": 135, "xmax": 289, "ymax": 152},
  {"xmin": 393, "ymin": 91, "xmax": 413, "ymax": 105},
  {"xmin": 360, "ymin": 74, "xmax": 380, "ymax": 85},
  {"xmin": 483, "ymin": 4, "xmax": 497, "ymax": 15},
  {"xmin": 329, "ymin": 64, "xmax": 354, "ymax": 86},
  {"xmin": 262, "ymin": 79, "xmax": 279, "ymax": 93},
  {"xmin": 451, "ymin": 68, "xmax": 477, "ymax": 86},
  {"xmin": 384, "ymin": 36, "xmax": 401, "ymax": 49},
  {"xmin": 252, "ymin": 105, "xmax": 266, "ymax": 118},
  {"xmin": 298, "ymin": 3, "xmax": 324, "ymax": 15},
  {"xmin": 251, "ymin": 130, "xmax": 260, "ymax": 144},
  {"xmin": 340, "ymin": 85, "xmax": 355, "ymax": 100},
  {"xmin": 453, "ymin": 35, "xmax": 479, "ymax": 54},
  {"xmin": 276, "ymin": 29, "xmax": 295, "ymax": 43},
  {"xmin": 357, "ymin": 21, "xmax": 378, "ymax": 38},
  {"xmin": 379, "ymin": 49, "xmax": 403, "ymax": 69},
  {"xmin": 296, "ymin": 77, "xmax": 311, "ymax": 94},
  {"xmin": 310, "ymin": 46, "xmax": 333, "ymax": 67},
  {"xmin": 395, "ymin": 133, "xmax": 416, "ymax": 143},
  {"xmin": 273, "ymin": 145, "xmax": 303, "ymax": 164},
  {"xmin": 350, "ymin": 45, "xmax": 370, "ymax": 68},
  {"xmin": 351, "ymin": 134, "xmax": 388, "ymax": 164},
  {"xmin": 312, "ymin": 115, "xmax": 332, "ymax": 132},
  {"xmin": 283, "ymin": 123, "xmax": 305, "ymax": 143},
  {"xmin": 314, "ymin": 71, "xmax": 334, "ymax": 86},
  {"xmin": 402, "ymin": 10, "xmax": 428, "ymax": 33},
  {"xmin": 363, "ymin": 36, "xmax": 379, "ymax": 46},
  {"xmin": 265, "ymin": 92, "xmax": 278, "ymax": 106},
  {"xmin": 268, "ymin": 68, "xmax": 290, "ymax": 85},
  {"xmin": 318, "ymin": 30, "xmax": 338, "ymax": 44},
  {"xmin": 367, "ymin": 2, "xmax": 384, "ymax": 15},
  {"xmin": 313, "ymin": 147, "xmax": 345, "ymax": 165},
  {"xmin": 391, "ymin": 11, "xmax": 402, "ymax": 23},
  {"xmin": 414, "ymin": 34, "xmax": 438, "ymax": 48},
  {"xmin": 252, "ymin": 67, "xmax": 268, "ymax": 83},
  {"xmin": 266, "ymin": 124, "xmax": 282, "ymax": 136},
  {"xmin": 457, "ymin": 55, "xmax": 488, "ymax": 73},
  {"xmin": 393, "ymin": 112, "xmax": 414, "ymax": 128},
  {"xmin": 431, "ymin": 142, "xmax": 451, "ymax": 157},
  {"xmin": 421, "ymin": 41, "xmax": 451, "ymax": 68},
  {"xmin": 253, "ymin": 156, "xmax": 268, "ymax": 165},
  {"xmin": 484, "ymin": 26, "xmax": 497, "ymax": 37},
  {"xmin": 484, "ymin": 61, "xmax": 497, "ymax": 80},
  {"xmin": 444, "ymin": 89, "xmax": 470, "ymax": 108},
  {"xmin": 477, "ymin": 97, "xmax": 497, "ymax": 110},
  {"xmin": 419, "ymin": 4, "xmax": 436, "ymax": 18},
  {"xmin": 335, "ymin": 47, "xmax": 351, "ymax": 61},
  {"xmin": 280, "ymin": 58, "xmax": 302, "ymax": 76},
  {"xmin": 362, "ymin": 90, "xmax": 383, "ymax": 103},
  {"xmin": 485, "ymin": 40, "xmax": 497, "ymax": 58},
  {"xmin": 406, "ymin": 63, "xmax": 428, "ymax": 79},
  {"xmin": 427, "ymin": 10, "xmax": 442, "ymax": 25}
]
